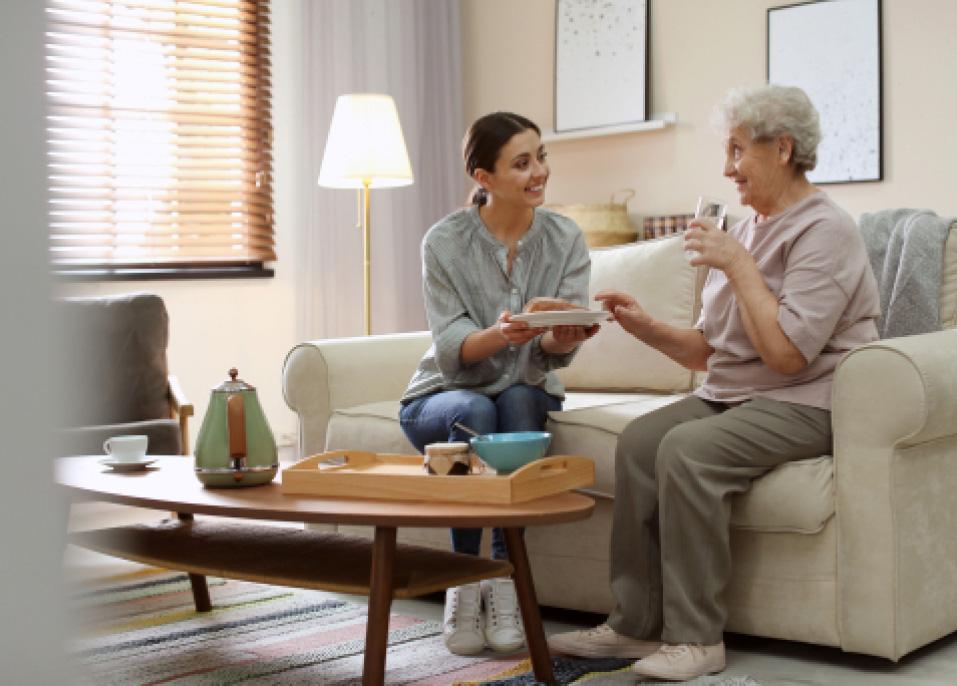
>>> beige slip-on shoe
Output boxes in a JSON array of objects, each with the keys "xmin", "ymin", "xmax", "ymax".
[
  {"xmin": 633, "ymin": 642, "xmax": 726, "ymax": 681},
  {"xmin": 546, "ymin": 624, "xmax": 662, "ymax": 659}
]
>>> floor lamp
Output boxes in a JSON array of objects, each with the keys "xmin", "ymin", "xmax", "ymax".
[{"xmin": 317, "ymin": 94, "xmax": 414, "ymax": 335}]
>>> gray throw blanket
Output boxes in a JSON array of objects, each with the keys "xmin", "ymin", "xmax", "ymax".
[{"xmin": 859, "ymin": 208, "xmax": 952, "ymax": 339}]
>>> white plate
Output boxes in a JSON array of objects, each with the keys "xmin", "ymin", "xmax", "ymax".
[
  {"xmin": 99, "ymin": 457, "xmax": 158, "ymax": 472},
  {"xmin": 509, "ymin": 310, "xmax": 609, "ymax": 327}
]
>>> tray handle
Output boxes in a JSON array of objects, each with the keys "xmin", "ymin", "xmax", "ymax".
[
  {"xmin": 511, "ymin": 455, "xmax": 590, "ymax": 481},
  {"xmin": 288, "ymin": 450, "xmax": 380, "ymax": 471}
]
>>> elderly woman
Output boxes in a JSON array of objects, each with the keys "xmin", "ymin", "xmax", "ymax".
[{"xmin": 547, "ymin": 84, "xmax": 881, "ymax": 681}]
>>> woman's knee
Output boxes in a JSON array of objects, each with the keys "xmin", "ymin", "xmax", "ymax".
[
  {"xmin": 655, "ymin": 423, "xmax": 715, "ymax": 483},
  {"xmin": 495, "ymin": 385, "xmax": 558, "ymax": 431},
  {"xmin": 615, "ymin": 415, "xmax": 661, "ymax": 478},
  {"xmin": 452, "ymin": 392, "xmax": 497, "ymax": 432},
  {"xmin": 496, "ymin": 384, "xmax": 549, "ymax": 410}
]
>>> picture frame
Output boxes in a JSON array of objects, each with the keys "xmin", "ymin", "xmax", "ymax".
[
  {"xmin": 554, "ymin": 0, "xmax": 648, "ymax": 133},
  {"xmin": 767, "ymin": 0, "xmax": 883, "ymax": 184}
]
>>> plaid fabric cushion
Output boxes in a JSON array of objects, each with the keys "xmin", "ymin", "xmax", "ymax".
[{"xmin": 642, "ymin": 214, "xmax": 696, "ymax": 240}]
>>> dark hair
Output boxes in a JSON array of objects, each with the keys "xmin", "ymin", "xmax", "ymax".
[{"xmin": 463, "ymin": 112, "xmax": 541, "ymax": 206}]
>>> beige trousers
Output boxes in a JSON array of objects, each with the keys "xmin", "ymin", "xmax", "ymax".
[{"xmin": 606, "ymin": 395, "xmax": 832, "ymax": 645}]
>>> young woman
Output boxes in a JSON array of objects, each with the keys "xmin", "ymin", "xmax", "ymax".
[{"xmin": 400, "ymin": 112, "xmax": 598, "ymax": 655}]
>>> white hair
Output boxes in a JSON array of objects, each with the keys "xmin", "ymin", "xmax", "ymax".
[{"xmin": 711, "ymin": 84, "xmax": 822, "ymax": 173}]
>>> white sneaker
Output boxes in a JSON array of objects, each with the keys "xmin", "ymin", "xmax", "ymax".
[
  {"xmin": 547, "ymin": 624, "xmax": 662, "ymax": 659},
  {"xmin": 481, "ymin": 578, "xmax": 525, "ymax": 652},
  {"xmin": 633, "ymin": 642, "xmax": 726, "ymax": 681},
  {"xmin": 443, "ymin": 583, "xmax": 485, "ymax": 655}
]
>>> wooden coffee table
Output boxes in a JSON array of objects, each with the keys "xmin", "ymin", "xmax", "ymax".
[{"xmin": 57, "ymin": 456, "xmax": 594, "ymax": 686}]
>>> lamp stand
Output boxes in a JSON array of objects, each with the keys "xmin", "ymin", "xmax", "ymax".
[{"xmin": 361, "ymin": 180, "xmax": 371, "ymax": 336}]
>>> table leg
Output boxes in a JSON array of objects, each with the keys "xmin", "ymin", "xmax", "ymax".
[
  {"xmin": 363, "ymin": 526, "xmax": 397, "ymax": 686},
  {"xmin": 176, "ymin": 512, "xmax": 211, "ymax": 612},
  {"xmin": 504, "ymin": 527, "xmax": 555, "ymax": 685}
]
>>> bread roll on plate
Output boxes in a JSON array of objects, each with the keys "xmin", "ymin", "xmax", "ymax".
[{"xmin": 523, "ymin": 297, "xmax": 586, "ymax": 313}]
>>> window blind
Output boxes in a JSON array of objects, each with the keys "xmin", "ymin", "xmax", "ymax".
[{"xmin": 45, "ymin": 0, "xmax": 274, "ymax": 273}]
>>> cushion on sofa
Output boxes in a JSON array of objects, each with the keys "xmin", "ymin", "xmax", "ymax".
[
  {"xmin": 556, "ymin": 234, "xmax": 700, "ymax": 394},
  {"xmin": 326, "ymin": 401, "xmax": 418, "ymax": 456},
  {"xmin": 548, "ymin": 394, "xmax": 688, "ymax": 499},
  {"xmin": 729, "ymin": 455, "xmax": 834, "ymax": 534}
]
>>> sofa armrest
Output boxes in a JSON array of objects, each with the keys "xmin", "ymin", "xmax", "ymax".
[
  {"xmin": 282, "ymin": 332, "xmax": 432, "ymax": 457},
  {"xmin": 832, "ymin": 328, "xmax": 957, "ymax": 659},
  {"xmin": 168, "ymin": 374, "xmax": 193, "ymax": 455}
]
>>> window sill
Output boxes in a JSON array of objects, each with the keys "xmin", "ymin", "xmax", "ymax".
[{"xmin": 53, "ymin": 264, "xmax": 275, "ymax": 282}]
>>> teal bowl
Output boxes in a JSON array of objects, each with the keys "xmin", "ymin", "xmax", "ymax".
[{"xmin": 470, "ymin": 432, "xmax": 552, "ymax": 474}]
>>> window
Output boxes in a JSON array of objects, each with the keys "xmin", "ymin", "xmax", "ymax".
[{"xmin": 45, "ymin": 0, "xmax": 274, "ymax": 279}]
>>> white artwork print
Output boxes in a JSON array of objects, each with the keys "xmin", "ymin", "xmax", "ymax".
[
  {"xmin": 555, "ymin": 0, "xmax": 647, "ymax": 132},
  {"xmin": 768, "ymin": 0, "xmax": 881, "ymax": 183}
]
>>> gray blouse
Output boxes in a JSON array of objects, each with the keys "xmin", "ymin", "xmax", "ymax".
[{"xmin": 401, "ymin": 206, "xmax": 591, "ymax": 403}]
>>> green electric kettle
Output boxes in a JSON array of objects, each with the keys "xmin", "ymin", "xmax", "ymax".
[{"xmin": 194, "ymin": 368, "xmax": 278, "ymax": 487}]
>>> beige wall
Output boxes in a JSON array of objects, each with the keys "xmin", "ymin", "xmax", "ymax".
[
  {"xmin": 60, "ymin": 1, "xmax": 303, "ymax": 451},
  {"xmin": 461, "ymin": 0, "xmax": 957, "ymax": 223},
  {"xmin": 59, "ymin": 0, "xmax": 957, "ymax": 453}
]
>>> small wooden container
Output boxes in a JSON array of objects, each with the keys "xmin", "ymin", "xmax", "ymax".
[{"xmin": 282, "ymin": 450, "xmax": 595, "ymax": 505}]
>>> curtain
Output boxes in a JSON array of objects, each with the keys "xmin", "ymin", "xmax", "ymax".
[{"xmin": 298, "ymin": 0, "xmax": 464, "ymax": 339}]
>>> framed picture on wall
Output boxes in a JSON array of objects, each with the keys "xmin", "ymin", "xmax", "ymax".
[
  {"xmin": 767, "ymin": 0, "xmax": 883, "ymax": 183},
  {"xmin": 554, "ymin": 0, "xmax": 648, "ymax": 133}
]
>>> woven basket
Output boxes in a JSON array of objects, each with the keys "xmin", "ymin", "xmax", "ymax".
[{"xmin": 549, "ymin": 189, "xmax": 638, "ymax": 248}]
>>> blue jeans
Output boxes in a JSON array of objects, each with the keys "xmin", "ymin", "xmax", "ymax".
[{"xmin": 400, "ymin": 385, "xmax": 562, "ymax": 560}]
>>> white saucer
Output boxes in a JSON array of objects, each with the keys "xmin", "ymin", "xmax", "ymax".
[
  {"xmin": 510, "ymin": 310, "xmax": 609, "ymax": 328},
  {"xmin": 99, "ymin": 457, "xmax": 157, "ymax": 472}
]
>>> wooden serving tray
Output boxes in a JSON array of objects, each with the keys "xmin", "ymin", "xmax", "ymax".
[{"xmin": 282, "ymin": 450, "xmax": 595, "ymax": 505}]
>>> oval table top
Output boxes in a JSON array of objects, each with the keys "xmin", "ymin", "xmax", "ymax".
[{"xmin": 56, "ymin": 456, "xmax": 595, "ymax": 528}]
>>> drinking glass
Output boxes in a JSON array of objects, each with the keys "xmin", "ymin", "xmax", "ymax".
[{"xmin": 685, "ymin": 196, "xmax": 728, "ymax": 261}]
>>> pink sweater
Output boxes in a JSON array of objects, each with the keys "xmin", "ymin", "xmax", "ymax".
[{"xmin": 694, "ymin": 192, "xmax": 880, "ymax": 410}]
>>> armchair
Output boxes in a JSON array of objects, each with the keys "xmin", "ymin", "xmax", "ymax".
[{"xmin": 56, "ymin": 292, "xmax": 192, "ymax": 457}]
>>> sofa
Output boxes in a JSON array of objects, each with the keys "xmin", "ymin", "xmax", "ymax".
[{"xmin": 283, "ymin": 222, "xmax": 957, "ymax": 661}]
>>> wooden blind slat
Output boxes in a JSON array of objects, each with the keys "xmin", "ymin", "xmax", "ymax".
[{"xmin": 46, "ymin": 0, "xmax": 273, "ymax": 269}]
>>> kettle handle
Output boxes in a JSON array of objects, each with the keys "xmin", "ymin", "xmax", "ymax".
[{"xmin": 227, "ymin": 393, "xmax": 246, "ymax": 459}]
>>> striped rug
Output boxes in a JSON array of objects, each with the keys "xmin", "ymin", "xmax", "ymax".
[
  {"xmin": 69, "ymin": 569, "xmax": 762, "ymax": 686},
  {"xmin": 68, "ymin": 568, "xmax": 527, "ymax": 685}
]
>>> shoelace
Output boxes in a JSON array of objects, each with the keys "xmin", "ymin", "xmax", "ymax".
[
  {"xmin": 658, "ymin": 643, "xmax": 705, "ymax": 662},
  {"xmin": 447, "ymin": 588, "xmax": 481, "ymax": 630},
  {"xmin": 487, "ymin": 581, "xmax": 519, "ymax": 628}
]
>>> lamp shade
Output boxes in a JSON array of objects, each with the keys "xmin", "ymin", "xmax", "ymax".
[{"xmin": 318, "ymin": 94, "xmax": 414, "ymax": 189}]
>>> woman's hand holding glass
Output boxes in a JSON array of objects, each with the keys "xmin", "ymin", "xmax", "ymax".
[
  {"xmin": 684, "ymin": 219, "xmax": 749, "ymax": 274},
  {"xmin": 686, "ymin": 196, "xmax": 728, "ymax": 263}
]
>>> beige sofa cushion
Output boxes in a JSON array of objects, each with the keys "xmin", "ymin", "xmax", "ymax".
[
  {"xmin": 730, "ymin": 455, "xmax": 834, "ymax": 534},
  {"xmin": 326, "ymin": 401, "xmax": 418, "ymax": 456},
  {"xmin": 556, "ymin": 234, "xmax": 699, "ymax": 393}
]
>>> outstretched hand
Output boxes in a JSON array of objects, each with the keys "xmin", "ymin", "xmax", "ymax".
[{"xmin": 593, "ymin": 288, "xmax": 650, "ymax": 337}]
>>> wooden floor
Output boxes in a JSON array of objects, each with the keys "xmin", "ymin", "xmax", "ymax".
[{"xmin": 64, "ymin": 501, "xmax": 957, "ymax": 686}]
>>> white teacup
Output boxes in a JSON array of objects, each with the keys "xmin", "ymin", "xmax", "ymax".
[{"xmin": 103, "ymin": 435, "xmax": 149, "ymax": 463}]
